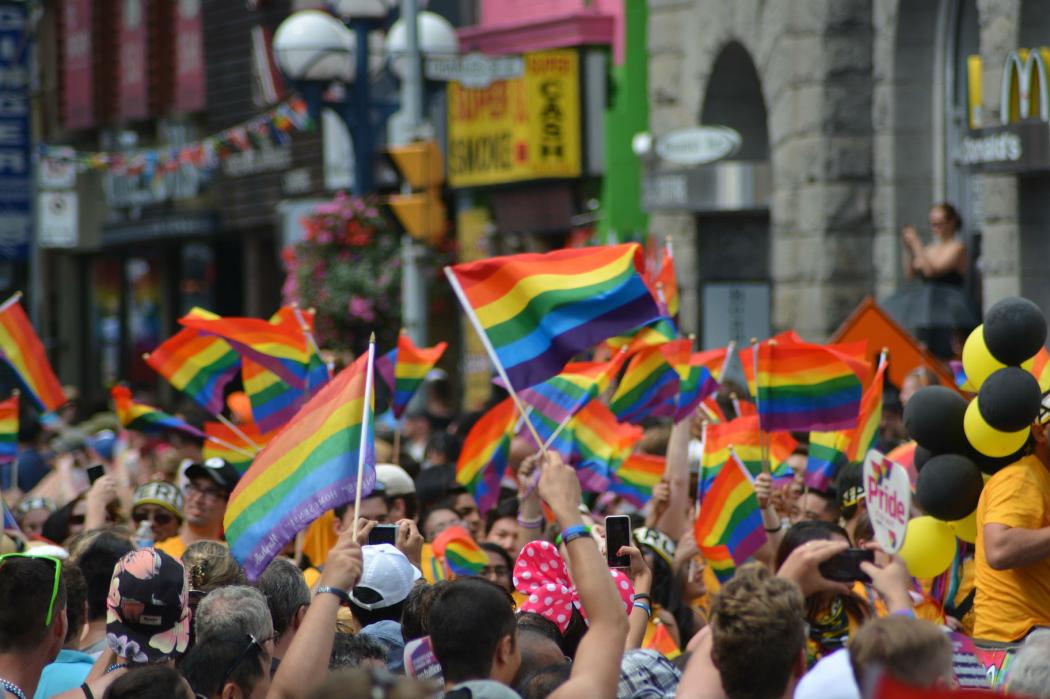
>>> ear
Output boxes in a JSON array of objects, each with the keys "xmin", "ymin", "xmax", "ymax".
[
  {"xmin": 495, "ymin": 633, "xmax": 514, "ymax": 667},
  {"xmin": 54, "ymin": 607, "xmax": 68, "ymax": 643},
  {"xmin": 293, "ymin": 604, "xmax": 309, "ymax": 631},
  {"xmin": 220, "ymin": 682, "xmax": 242, "ymax": 699}
]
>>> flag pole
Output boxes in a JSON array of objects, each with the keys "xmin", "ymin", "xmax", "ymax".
[
  {"xmin": 352, "ymin": 333, "xmax": 377, "ymax": 540},
  {"xmin": 751, "ymin": 338, "xmax": 770, "ymax": 475},
  {"xmin": 443, "ymin": 267, "xmax": 548, "ymax": 456},
  {"xmin": 292, "ymin": 304, "xmax": 333, "ymax": 382},
  {"xmin": 204, "ymin": 434, "xmax": 256, "ymax": 460},
  {"xmin": 214, "ymin": 412, "xmax": 261, "ymax": 452},
  {"xmin": 719, "ymin": 340, "xmax": 736, "ymax": 381},
  {"xmin": 0, "ymin": 291, "xmax": 23, "ymax": 315}
]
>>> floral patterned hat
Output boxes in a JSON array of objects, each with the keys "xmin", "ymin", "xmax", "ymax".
[{"xmin": 106, "ymin": 548, "xmax": 191, "ymax": 662}]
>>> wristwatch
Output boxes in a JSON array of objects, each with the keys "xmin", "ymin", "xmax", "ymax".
[{"xmin": 315, "ymin": 585, "xmax": 352, "ymax": 606}]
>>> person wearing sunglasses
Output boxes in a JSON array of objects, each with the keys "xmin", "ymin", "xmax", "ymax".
[
  {"xmin": 974, "ymin": 391, "xmax": 1050, "ymax": 643},
  {"xmin": 130, "ymin": 483, "xmax": 184, "ymax": 548},
  {"xmin": 0, "ymin": 553, "xmax": 67, "ymax": 699},
  {"xmin": 157, "ymin": 459, "xmax": 241, "ymax": 561}
]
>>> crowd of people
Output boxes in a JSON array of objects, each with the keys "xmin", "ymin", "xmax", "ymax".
[{"xmin": 3, "ymin": 355, "xmax": 1050, "ymax": 699}]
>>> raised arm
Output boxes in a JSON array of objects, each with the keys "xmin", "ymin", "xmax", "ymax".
[
  {"xmin": 539, "ymin": 452, "xmax": 629, "ymax": 699},
  {"xmin": 655, "ymin": 419, "xmax": 691, "ymax": 539}
]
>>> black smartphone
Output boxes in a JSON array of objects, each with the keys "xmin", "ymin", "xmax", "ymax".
[
  {"xmin": 368, "ymin": 524, "xmax": 399, "ymax": 546},
  {"xmin": 605, "ymin": 515, "xmax": 632, "ymax": 568},
  {"xmin": 818, "ymin": 548, "xmax": 875, "ymax": 583},
  {"xmin": 87, "ymin": 464, "xmax": 106, "ymax": 484}
]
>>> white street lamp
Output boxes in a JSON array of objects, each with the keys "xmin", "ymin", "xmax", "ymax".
[
  {"xmin": 272, "ymin": 10, "xmax": 356, "ymax": 83},
  {"xmin": 384, "ymin": 10, "xmax": 458, "ymax": 80}
]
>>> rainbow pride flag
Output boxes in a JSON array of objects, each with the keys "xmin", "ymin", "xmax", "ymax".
[
  {"xmin": 202, "ymin": 421, "xmax": 269, "ymax": 474},
  {"xmin": 610, "ymin": 453, "xmax": 665, "ymax": 507},
  {"xmin": 376, "ymin": 332, "xmax": 448, "ymax": 419},
  {"xmin": 0, "ymin": 294, "xmax": 67, "ymax": 412},
  {"xmin": 455, "ymin": 397, "xmax": 517, "ymax": 513},
  {"xmin": 610, "ymin": 339, "xmax": 690, "ymax": 423},
  {"xmin": 111, "ymin": 385, "xmax": 205, "ymax": 439},
  {"xmin": 180, "ymin": 308, "xmax": 313, "ymax": 389},
  {"xmin": 695, "ymin": 449, "xmax": 767, "ymax": 583},
  {"xmin": 145, "ymin": 327, "xmax": 241, "ymax": 416},
  {"xmin": 520, "ymin": 359, "xmax": 620, "ymax": 427},
  {"xmin": 674, "ymin": 353, "xmax": 721, "ymax": 422},
  {"xmin": 642, "ymin": 619, "xmax": 681, "ymax": 660},
  {"xmin": 0, "ymin": 394, "xmax": 18, "ymax": 464},
  {"xmin": 700, "ymin": 416, "xmax": 798, "ymax": 495},
  {"xmin": 268, "ymin": 306, "xmax": 330, "ymax": 393},
  {"xmin": 949, "ymin": 360, "xmax": 973, "ymax": 392},
  {"xmin": 241, "ymin": 358, "xmax": 306, "ymax": 435},
  {"xmin": 446, "ymin": 244, "xmax": 662, "ymax": 390},
  {"xmin": 846, "ymin": 359, "xmax": 886, "ymax": 463},
  {"xmin": 652, "ymin": 238, "xmax": 679, "ymax": 318},
  {"xmin": 570, "ymin": 401, "xmax": 643, "ymax": 491},
  {"xmin": 433, "ymin": 525, "xmax": 487, "ymax": 577},
  {"xmin": 225, "ymin": 350, "xmax": 377, "ymax": 580},
  {"xmin": 605, "ymin": 318, "xmax": 679, "ymax": 353},
  {"xmin": 806, "ymin": 430, "xmax": 851, "ymax": 492},
  {"xmin": 2, "ymin": 494, "xmax": 21, "ymax": 534},
  {"xmin": 756, "ymin": 342, "xmax": 863, "ymax": 432},
  {"xmin": 1030, "ymin": 347, "xmax": 1050, "ymax": 392}
]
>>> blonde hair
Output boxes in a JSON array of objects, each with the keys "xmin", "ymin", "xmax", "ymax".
[
  {"xmin": 848, "ymin": 615, "xmax": 953, "ymax": 690},
  {"xmin": 181, "ymin": 540, "xmax": 245, "ymax": 592}
]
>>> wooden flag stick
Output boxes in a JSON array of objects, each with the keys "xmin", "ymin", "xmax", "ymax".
[
  {"xmin": 352, "ymin": 333, "xmax": 377, "ymax": 540},
  {"xmin": 292, "ymin": 304, "xmax": 334, "ymax": 383},
  {"xmin": 719, "ymin": 340, "xmax": 736, "ymax": 380},
  {"xmin": 443, "ymin": 267, "xmax": 547, "ymax": 456},
  {"xmin": 203, "ymin": 434, "xmax": 256, "ymax": 460},
  {"xmin": 392, "ymin": 425, "xmax": 402, "ymax": 466},
  {"xmin": 214, "ymin": 412, "xmax": 261, "ymax": 453},
  {"xmin": 751, "ymin": 338, "xmax": 770, "ymax": 475}
]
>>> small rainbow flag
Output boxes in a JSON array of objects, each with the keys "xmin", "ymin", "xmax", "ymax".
[
  {"xmin": 642, "ymin": 619, "xmax": 681, "ymax": 660},
  {"xmin": 111, "ymin": 385, "xmax": 205, "ymax": 439},
  {"xmin": 225, "ymin": 350, "xmax": 377, "ymax": 580},
  {"xmin": 420, "ymin": 543, "xmax": 447, "ymax": 583},
  {"xmin": 570, "ymin": 401, "xmax": 644, "ymax": 485},
  {"xmin": 376, "ymin": 332, "xmax": 448, "ymax": 419},
  {"xmin": 846, "ymin": 359, "xmax": 886, "ymax": 463},
  {"xmin": 605, "ymin": 317, "xmax": 679, "ymax": 353},
  {"xmin": 242, "ymin": 358, "xmax": 306, "ymax": 435},
  {"xmin": 694, "ymin": 449, "xmax": 767, "ymax": 583},
  {"xmin": 268, "ymin": 306, "xmax": 330, "ymax": 394},
  {"xmin": 674, "ymin": 353, "xmax": 721, "ymax": 422},
  {"xmin": 0, "ymin": 294, "xmax": 67, "ymax": 412},
  {"xmin": 433, "ymin": 525, "xmax": 487, "ymax": 577},
  {"xmin": 610, "ymin": 453, "xmax": 665, "ymax": 507},
  {"xmin": 693, "ymin": 346, "xmax": 731, "ymax": 381},
  {"xmin": 609, "ymin": 340, "xmax": 690, "ymax": 423},
  {"xmin": 806, "ymin": 430, "xmax": 851, "ymax": 492},
  {"xmin": 455, "ymin": 397, "xmax": 517, "ymax": 514},
  {"xmin": 445, "ymin": 244, "xmax": 662, "ymax": 390},
  {"xmin": 651, "ymin": 238, "xmax": 679, "ymax": 319},
  {"xmin": 1029, "ymin": 347, "xmax": 1050, "ymax": 392},
  {"xmin": 756, "ymin": 341, "xmax": 863, "ymax": 432},
  {"xmin": 0, "ymin": 394, "xmax": 18, "ymax": 464},
  {"xmin": 700, "ymin": 416, "xmax": 798, "ymax": 495},
  {"xmin": 202, "ymin": 421, "xmax": 269, "ymax": 474},
  {"xmin": 180, "ymin": 308, "xmax": 313, "ymax": 390},
  {"xmin": 520, "ymin": 359, "xmax": 620, "ymax": 427},
  {"xmin": 145, "ymin": 327, "xmax": 241, "ymax": 416},
  {"xmin": 949, "ymin": 360, "xmax": 973, "ymax": 392}
]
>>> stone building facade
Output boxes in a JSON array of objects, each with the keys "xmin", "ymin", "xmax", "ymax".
[{"xmin": 646, "ymin": 0, "xmax": 1044, "ymax": 344}]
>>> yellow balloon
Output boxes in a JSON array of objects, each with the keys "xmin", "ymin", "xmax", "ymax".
[
  {"xmin": 964, "ymin": 400, "xmax": 1029, "ymax": 457},
  {"xmin": 950, "ymin": 509, "xmax": 978, "ymax": 544},
  {"xmin": 899, "ymin": 516, "xmax": 957, "ymax": 578},
  {"xmin": 962, "ymin": 326, "xmax": 1005, "ymax": 390}
]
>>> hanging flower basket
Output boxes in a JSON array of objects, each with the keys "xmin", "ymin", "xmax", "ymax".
[{"xmin": 282, "ymin": 192, "xmax": 401, "ymax": 352}]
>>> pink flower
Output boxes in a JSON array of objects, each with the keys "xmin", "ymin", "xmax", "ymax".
[
  {"xmin": 121, "ymin": 549, "xmax": 161, "ymax": 580},
  {"xmin": 349, "ymin": 296, "xmax": 374, "ymax": 322}
]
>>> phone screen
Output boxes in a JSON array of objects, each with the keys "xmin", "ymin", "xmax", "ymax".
[
  {"xmin": 818, "ymin": 548, "xmax": 875, "ymax": 583},
  {"xmin": 605, "ymin": 516, "xmax": 632, "ymax": 568},
  {"xmin": 368, "ymin": 524, "xmax": 398, "ymax": 546},
  {"xmin": 87, "ymin": 464, "xmax": 106, "ymax": 484}
]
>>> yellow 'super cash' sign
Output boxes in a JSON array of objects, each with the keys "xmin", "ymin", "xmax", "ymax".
[{"xmin": 447, "ymin": 49, "xmax": 581, "ymax": 188}]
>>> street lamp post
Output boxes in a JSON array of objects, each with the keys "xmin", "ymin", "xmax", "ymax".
[{"xmin": 272, "ymin": 3, "xmax": 457, "ymax": 345}]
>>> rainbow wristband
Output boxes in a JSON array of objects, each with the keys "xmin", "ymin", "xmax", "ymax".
[{"xmin": 556, "ymin": 525, "xmax": 592, "ymax": 546}]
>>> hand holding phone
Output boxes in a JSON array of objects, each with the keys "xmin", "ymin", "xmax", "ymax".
[
  {"xmin": 87, "ymin": 464, "xmax": 106, "ymax": 484},
  {"xmin": 818, "ymin": 548, "xmax": 875, "ymax": 583},
  {"xmin": 368, "ymin": 524, "xmax": 399, "ymax": 546},
  {"xmin": 605, "ymin": 515, "xmax": 632, "ymax": 568}
]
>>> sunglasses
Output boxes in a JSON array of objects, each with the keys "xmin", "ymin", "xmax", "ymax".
[
  {"xmin": 221, "ymin": 634, "xmax": 262, "ymax": 688},
  {"xmin": 132, "ymin": 510, "xmax": 175, "ymax": 526},
  {"xmin": 0, "ymin": 553, "xmax": 62, "ymax": 626}
]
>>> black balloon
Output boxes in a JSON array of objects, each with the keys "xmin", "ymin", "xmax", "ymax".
[
  {"xmin": 903, "ymin": 386, "xmax": 970, "ymax": 454},
  {"xmin": 977, "ymin": 367, "xmax": 1042, "ymax": 432},
  {"xmin": 984, "ymin": 297, "xmax": 1047, "ymax": 366},
  {"xmin": 916, "ymin": 454, "xmax": 985, "ymax": 521},
  {"xmin": 914, "ymin": 445, "xmax": 933, "ymax": 471}
]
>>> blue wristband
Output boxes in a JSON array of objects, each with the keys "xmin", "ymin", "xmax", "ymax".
[
  {"xmin": 632, "ymin": 601, "xmax": 652, "ymax": 617},
  {"xmin": 556, "ymin": 524, "xmax": 592, "ymax": 546}
]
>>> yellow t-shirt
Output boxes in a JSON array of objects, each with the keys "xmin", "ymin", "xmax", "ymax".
[
  {"xmin": 974, "ymin": 455, "xmax": 1050, "ymax": 641},
  {"xmin": 155, "ymin": 535, "xmax": 186, "ymax": 560}
]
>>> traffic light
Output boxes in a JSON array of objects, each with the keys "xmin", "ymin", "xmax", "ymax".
[{"xmin": 384, "ymin": 140, "xmax": 447, "ymax": 244}]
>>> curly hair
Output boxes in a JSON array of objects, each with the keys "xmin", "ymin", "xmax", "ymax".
[
  {"xmin": 710, "ymin": 563, "xmax": 806, "ymax": 699},
  {"xmin": 182, "ymin": 540, "xmax": 246, "ymax": 593}
]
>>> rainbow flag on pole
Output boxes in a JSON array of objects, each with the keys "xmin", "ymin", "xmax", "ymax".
[
  {"xmin": 445, "ymin": 244, "xmax": 662, "ymax": 390},
  {"xmin": 570, "ymin": 401, "xmax": 643, "ymax": 491},
  {"xmin": 376, "ymin": 332, "xmax": 448, "ymax": 419},
  {"xmin": 674, "ymin": 353, "xmax": 721, "ymax": 422},
  {"xmin": 610, "ymin": 453, "xmax": 665, "ymax": 507},
  {"xmin": 202, "ymin": 421, "xmax": 268, "ymax": 474},
  {"xmin": 225, "ymin": 350, "xmax": 377, "ymax": 580},
  {"xmin": 0, "ymin": 293, "xmax": 67, "ymax": 412},
  {"xmin": 455, "ymin": 398, "xmax": 517, "ymax": 513},
  {"xmin": 520, "ymin": 359, "xmax": 620, "ymax": 426},
  {"xmin": 241, "ymin": 358, "xmax": 306, "ymax": 435},
  {"xmin": 0, "ymin": 394, "xmax": 18, "ymax": 464},
  {"xmin": 700, "ymin": 416, "xmax": 798, "ymax": 495},
  {"xmin": 847, "ymin": 359, "xmax": 886, "ymax": 462},
  {"xmin": 609, "ymin": 340, "xmax": 689, "ymax": 423},
  {"xmin": 756, "ymin": 342, "xmax": 863, "ymax": 432},
  {"xmin": 695, "ymin": 448, "xmax": 767, "ymax": 583},
  {"xmin": 145, "ymin": 328, "xmax": 241, "ymax": 416},
  {"xmin": 651, "ymin": 238, "xmax": 679, "ymax": 318},
  {"xmin": 111, "ymin": 385, "xmax": 205, "ymax": 439}
]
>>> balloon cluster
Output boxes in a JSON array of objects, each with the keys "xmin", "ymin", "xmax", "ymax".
[{"xmin": 898, "ymin": 297, "xmax": 1048, "ymax": 578}]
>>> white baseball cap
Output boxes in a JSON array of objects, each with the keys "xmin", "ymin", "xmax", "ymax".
[
  {"xmin": 376, "ymin": 463, "xmax": 416, "ymax": 497},
  {"xmin": 350, "ymin": 543, "xmax": 422, "ymax": 610}
]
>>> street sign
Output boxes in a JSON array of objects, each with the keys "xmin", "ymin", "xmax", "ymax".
[
  {"xmin": 655, "ymin": 126, "xmax": 741, "ymax": 166},
  {"xmin": 426, "ymin": 52, "xmax": 524, "ymax": 88}
]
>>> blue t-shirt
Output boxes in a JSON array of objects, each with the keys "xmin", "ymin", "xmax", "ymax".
[{"xmin": 33, "ymin": 649, "xmax": 95, "ymax": 699}]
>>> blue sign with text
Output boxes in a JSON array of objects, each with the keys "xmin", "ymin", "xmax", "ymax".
[{"xmin": 0, "ymin": 3, "xmax": 31, "ymax": 261}]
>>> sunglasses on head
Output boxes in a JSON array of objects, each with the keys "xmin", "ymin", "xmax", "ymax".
[
  {"xmin": 132, "ymin": 510, "xmax": 175, "ymax": 526},
  {"xmin": 0, "ymin": 553, "xmax": 62, "ymax": 626},
  {"xmin": 221, "ymin": 634, "xmax": 262, "ymax": 688}
]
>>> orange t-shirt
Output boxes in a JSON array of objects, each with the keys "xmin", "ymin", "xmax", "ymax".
[
  {"xmin": 155, "ymin": 534, "xmax": 186, "ymax": 560},
  {"xmin": 974, "ymin": 455, "xmax": 1050, "ymax": 641}
]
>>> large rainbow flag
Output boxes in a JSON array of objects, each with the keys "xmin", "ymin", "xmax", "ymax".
[
  {"xmin": 145, "ymin": 327, "xmax": 241, "ymax": 416},
  {"xmin": 0, "ymin": 394, "xmax": 18, "ymax": 464},
  {"xmin": 202, "ymin": 421, "xmax": 269, "ymax": 474},
  {"xmin": 610, "ymin": 453, "xmax": 665, "ymax": 507},
  {"xmin": 700, "ymin": 416, "xmax": 798, "ymax": 495},
  {"xmin": 609, "ymin": 340, "xmax": 689, "ymax": 424},
  {"xmin": 755, "ymin": 341, "xmax": 863, "ymax": 432},
  {"xmin": 376, "ymin": 332, "xmax": 448, "ymax": 419},
  {"xmin": 111, "ymin": 385, "xmax": 205, "ymax": 439},
  {"xmin": 455, "ymin": 397, "xmax": 517, "ymax": 513},
  {"xmin": 225, "ymin": 350, "xmax": 377, "ymax": 580},
  {"xmin": 694, "ymin": 449, "xmax": 767, "ymax": 583},
  {"xmin": 445, "ymin": 244, "xmax": 662, "ymax": 390},
  {"xmin": 0, "ymin": 294, "xmax": 66, "ymax": 412}
]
